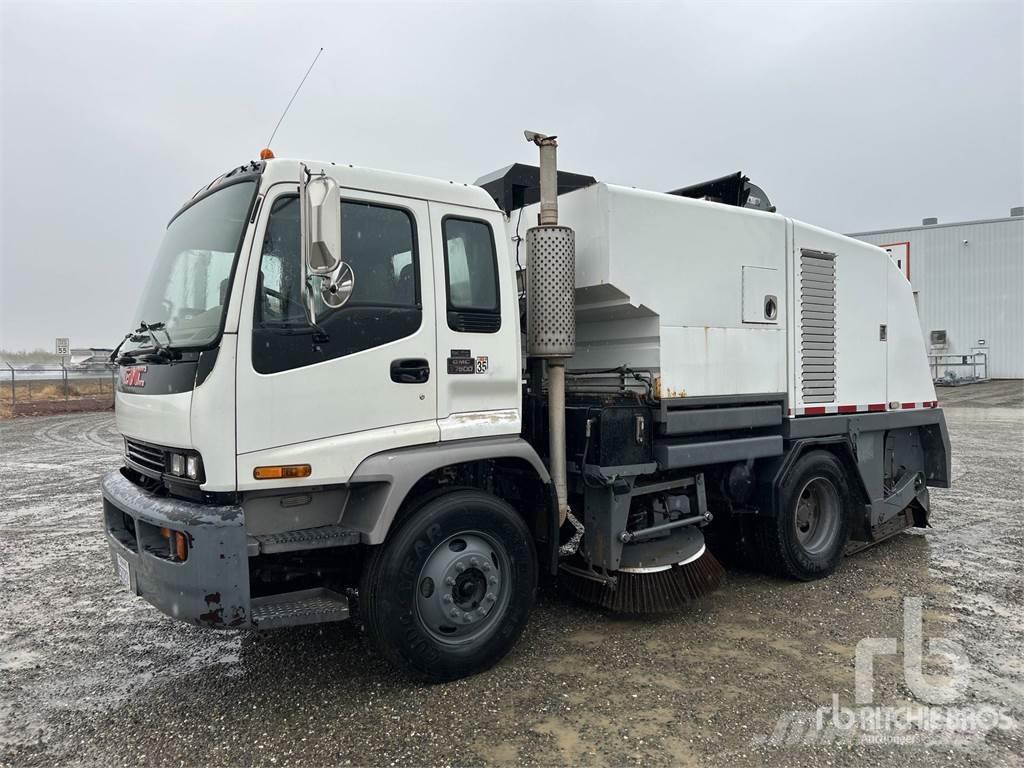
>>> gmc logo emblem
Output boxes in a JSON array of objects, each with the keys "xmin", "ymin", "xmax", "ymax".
[{"xmin": 122, "ymin": 366, "xmax": 147, "ymax": 388}]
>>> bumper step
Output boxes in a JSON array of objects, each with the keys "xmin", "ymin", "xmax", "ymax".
[
  {"xmin": 249, "ymin": 524, "xmax": 361, "ymax": 555},
  {"xmin": 250, "ymin": 588, "xmax": 350, "ymax": 629}
]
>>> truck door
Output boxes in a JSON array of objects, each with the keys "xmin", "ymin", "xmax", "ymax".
[
  {"xmin": 235, "ymin": 185, "xmax": 438, "ymax": 483},
  {"xmin": 428, "ymin": 202, "xmax": 521, "ymax": 441}
]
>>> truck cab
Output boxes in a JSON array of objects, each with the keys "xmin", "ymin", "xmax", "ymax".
[{"xmin": 105, "ymin": 157, "xmax": 552, "ymax": 674}]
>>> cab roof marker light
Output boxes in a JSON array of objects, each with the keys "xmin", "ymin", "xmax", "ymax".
[{"xmin": 253, "ymin": 464, "xmax": 312, "ymax": 480}]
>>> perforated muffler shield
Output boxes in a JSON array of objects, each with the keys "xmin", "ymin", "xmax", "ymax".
[{"xmin": 526, "ymin": 225, "xmax": 576, "ymax": 358}]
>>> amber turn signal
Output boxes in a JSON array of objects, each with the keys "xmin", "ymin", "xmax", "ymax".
[
  {"xmin": 158, "ymin": 527, "xmax": 189, "ymax": 562},
  {"xmin": 174, "ymin": 531, "xmax": 188, "ymax": 562},
  {"xmin": 253, "ymin": 464, "xmax": 312, "ymax": 480},
  {"xmin": 259, "ymin": 147, "xmax": 275, "ymax": 160}
]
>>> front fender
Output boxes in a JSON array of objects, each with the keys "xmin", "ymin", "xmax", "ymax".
[{"xmin": 340, "ymin": 436, "xmax": 552, "ymax": 546}]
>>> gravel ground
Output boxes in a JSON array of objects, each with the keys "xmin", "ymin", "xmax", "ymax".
[{"xmin": 1, "ymin": 381, "xmax": 1022, "ymax": 767}]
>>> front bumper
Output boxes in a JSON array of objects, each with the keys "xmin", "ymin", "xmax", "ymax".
[{"xmin": 101, "ymin": 469, "xmax": 251, "ymax": 628}]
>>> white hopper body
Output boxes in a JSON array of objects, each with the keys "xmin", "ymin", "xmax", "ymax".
[{"xmin": 509, "ymin": 183, "xmax": 936, "ymax": 414}]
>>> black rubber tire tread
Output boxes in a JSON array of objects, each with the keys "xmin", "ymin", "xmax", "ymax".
[
  {"xmin": 755, "ymin": 450, "xmax": 852, "ymax": 581},
  {"xmin": 360, "ymin": 488, "xmax": 536, "ymax": 682}
]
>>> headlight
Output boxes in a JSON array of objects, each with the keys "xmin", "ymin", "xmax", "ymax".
[
  {"xmin": 186, "ymin": 455, "xmax": 199, "ymax": 480},
  {"xmin": 169, "ymin": 453, "xmax": 185, "ymax": 476}
]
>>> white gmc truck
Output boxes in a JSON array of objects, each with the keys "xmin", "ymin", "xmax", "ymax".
[{"xmin": 102, "ymin": 134, "xmax": 950, "ymax": 681}]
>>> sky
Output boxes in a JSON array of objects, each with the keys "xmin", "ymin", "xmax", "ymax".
[{"xmin": 1, "ymin": 0, "xmax": 1021, "ymax": 352}]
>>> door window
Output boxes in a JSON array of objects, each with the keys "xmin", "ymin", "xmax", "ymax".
[
  {"xmin": 253, "ymin": 196, "xmax": 422, "ymax": 374},
  {"xmin": 442, "ymin": 217, "xmax": 500, "ymax": 333}
]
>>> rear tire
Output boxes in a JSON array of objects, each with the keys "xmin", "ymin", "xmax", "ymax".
[
  {"xmin": 756, "ymin": 450, "xmax": 852, "ymax": 580},
  {"xmin": 360, "ymin": 489, "xmax": 536, "ymax": 682}
]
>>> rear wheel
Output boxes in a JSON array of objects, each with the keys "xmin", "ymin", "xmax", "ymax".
[
  {"xmin": 756, "ymin": 450, "xmax": 852, "ymax": 580},
  {"xmin": 360, "ymin": 489, "xmax": 536, "ymax": 681}
]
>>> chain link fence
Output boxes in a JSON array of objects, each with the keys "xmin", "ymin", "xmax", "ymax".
[{"xmin": 2, "ymin": 363, "xmax": 118, "ymax": 417}]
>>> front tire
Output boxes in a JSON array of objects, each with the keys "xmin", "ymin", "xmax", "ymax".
[
  {"xmin": 360, "ymin": 489, "xmax": 536, "ymax": 682},
  {"xmin": 756, "ymin": 450, "xmax": 852, "ymax": 580}
]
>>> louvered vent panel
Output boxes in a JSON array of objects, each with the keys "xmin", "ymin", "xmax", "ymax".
[{"xmin": 800, "ymin": 250, "xmax": 836, "ymax": 403}]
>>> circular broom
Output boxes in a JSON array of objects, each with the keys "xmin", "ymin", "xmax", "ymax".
[{"xmin": 560, "ymin": 544, "xmax": 725, "ymax": 614}]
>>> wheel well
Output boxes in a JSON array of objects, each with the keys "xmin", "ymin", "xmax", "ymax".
[
  {"xmin": 394, "ymin": 458, "xmax": 558, "ymax": 574},
  {"xmin": 754, "ymin": 439, "xmax": 871, "ymax": 536}
]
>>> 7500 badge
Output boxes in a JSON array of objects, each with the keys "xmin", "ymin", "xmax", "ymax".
[{"xmin": 447, "ymin": 349, "xmax": 488, "ymax": 375}]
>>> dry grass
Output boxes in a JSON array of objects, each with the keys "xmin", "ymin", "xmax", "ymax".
[{"xmin": 0, "ymin": 377, "xmax": 115, "ymax": 419}]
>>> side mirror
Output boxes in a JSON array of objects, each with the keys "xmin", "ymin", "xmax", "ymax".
[
  {"xmin": 301, "ymin": 170, "xmax": 341, "ymax": 274},
  {"xmin": 300, "ymin": 167, "xmax": 355, "ymax": 324},
  {"xmin": 319, "ymin": 262, "xmax": 355, "ymax": 309}
]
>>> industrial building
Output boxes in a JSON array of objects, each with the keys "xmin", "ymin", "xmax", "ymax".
[{"xmin": 849, "ymin": 209, "xmax": 1024, "ymax": 379}]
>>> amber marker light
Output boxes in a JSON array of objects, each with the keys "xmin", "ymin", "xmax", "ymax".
[
  {"xmin": 259, "ymin": 148, "xmax": 275, "ymax": 160},
  {"xmin": 253, "ymin": 464, "xmax": 312, "ymax": 480}
]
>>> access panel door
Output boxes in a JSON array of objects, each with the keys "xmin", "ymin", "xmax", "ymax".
[
  {"xmin": 428, "ymin": 202, "xmax": 521, "ymax": 441},
  {"xmin": 791, "ymin": 225, "xmax": 887, "ymax": 411},
  {"xmin": 235, "ymin": 184, "xmax": 438, "ymax": 486}
]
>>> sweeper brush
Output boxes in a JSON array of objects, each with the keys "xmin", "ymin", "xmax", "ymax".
[{"xmin": 560, "ymin": 546, "xmax": 726, "ymax": 614}]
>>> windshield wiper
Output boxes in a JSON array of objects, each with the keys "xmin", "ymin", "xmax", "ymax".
[
  {"xmin": 139, "ymin": 321, "xmax": 175, "ymax": 350},
  {"xmin": 111, "ymin": 321, "xmax": 180, "ymax": 365}
]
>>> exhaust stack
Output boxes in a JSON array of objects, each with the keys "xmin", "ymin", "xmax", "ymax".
[{"xmin": 524, "ymin": 131, "xmax": 575, "ymax": 525}]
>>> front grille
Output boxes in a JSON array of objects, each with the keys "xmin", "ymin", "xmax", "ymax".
[{"xmin": 125, "ymin": 438, "xmax": 165, "ymax": 473}]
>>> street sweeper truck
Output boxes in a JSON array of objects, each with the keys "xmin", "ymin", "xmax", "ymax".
[{"xmin": 102, "ymin": 132, "xmax": 950, "ymax": 680}]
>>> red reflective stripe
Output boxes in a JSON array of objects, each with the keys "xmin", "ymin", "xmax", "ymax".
[
  {"xmin": 837, "ymin": 405, "xmax": 858, "ymax": 414},
  {"xmin": 804, "ymin": 406, "xmax": 827, "ymax": 415},
  {"xmin": 868, "ymin": 403, "xmax": 886, "ymax": 412},
  {"xmin": 901, "ymin": 403, "xmax": 916, "ymax": 409}
]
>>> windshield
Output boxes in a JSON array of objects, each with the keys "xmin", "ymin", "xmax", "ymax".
[{"xmin": 127, "ymin": 180, "xmax": 256, "ymax": 351}]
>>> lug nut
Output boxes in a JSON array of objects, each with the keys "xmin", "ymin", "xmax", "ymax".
[
  {"xmin": 442, "ymin": 595, "xmax": 453, "ymax": 604},
  {"xmin": 445, "ymin": 576, "xmax": 456, "ymax": 586},
  {"xmin": 482, "ymin": 562, "xmax": 491, "ymax": 571},
  {"xmin": 485, "ymin": 592, "xmax": 496, "ymax": 602},
  {"xmin": 450, "ymin": 608, "xmax": 460, "ymax": 618},
  {"xmin": 488, "ymin": 576, "xmax": 498, "ymax": 585},
  {"xmin": 470, "ymin": 557, "xmax": 480, "ymax": 567},
  {"xmin": 455, "ymin": 563, "xmax": 465, "ymax": 573}
]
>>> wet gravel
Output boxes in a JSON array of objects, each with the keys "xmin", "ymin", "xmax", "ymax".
[{"xmin": 1, "ymin": 381, "xmax": 1022, "ymax": 767}]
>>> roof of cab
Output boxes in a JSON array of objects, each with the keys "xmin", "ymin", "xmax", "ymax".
[{"xmin": 261, "ymin": 158, "xmax": 501, "ymax": 213}]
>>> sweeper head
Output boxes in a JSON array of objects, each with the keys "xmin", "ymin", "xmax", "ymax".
[
  {"xmin": 559, "ymin": 511, "xmax": 726, "ymax": 614},
  {"xmin": 561, "ymin": 546, "xmax": 725, "ymax": 614}
]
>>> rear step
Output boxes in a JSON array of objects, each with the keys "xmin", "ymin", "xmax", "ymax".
[
  {"xmin": 248, "ymin": 524, "xmax": 361, "ymax": 555},
  {"xmin": 250, "ymin": 587, "xmax": 350, "ymax": 629}
]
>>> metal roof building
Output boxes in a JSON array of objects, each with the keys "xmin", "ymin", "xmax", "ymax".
[{"xmin": 849, "ymin": 210, "xmax": 1024, "ymax": 379}]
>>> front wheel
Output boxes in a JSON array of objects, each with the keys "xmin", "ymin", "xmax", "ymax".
[
  {"xmin": 360, "ymin": 488, "xmax": 536, "ymax": 681},
  {"xmin": 755, "ymin": 450, "xmax": 852, "ymax": 580}
]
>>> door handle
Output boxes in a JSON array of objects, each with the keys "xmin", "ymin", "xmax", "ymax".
[{"xmin": 390, "ymin": 358, "xmax": 430, "ymax": 384}]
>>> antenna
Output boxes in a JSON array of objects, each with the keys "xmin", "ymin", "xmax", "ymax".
[{"xmin": 265, "ymin": 47, "xmax": 324, "ymax": 149}]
